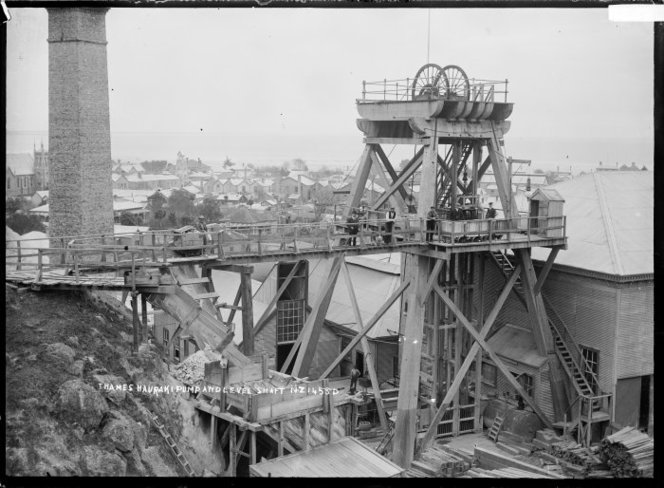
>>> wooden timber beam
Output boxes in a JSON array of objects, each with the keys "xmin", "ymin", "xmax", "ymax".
[
  {"xmin": 436, "ymin": 147, "xmax": 471, "ymax": 197},
  {"xmin": 240, "ymin": 268, "xmax": 254, "ymax": 356},
  {"xmin": 534, "ymin": 247, "xmax": 560, "ymax": 295},
  {"xmin": 344, "ymin": 146, "xmax": 374, "ymax": 218},
  {"xmin": 370, "ymin": 147, "xmax": 424, "ymax": 211},
  {"xmin": 419, "ymin": 263, "xmax": 522, "ymax": 451},
  {"xmin": 253, "ymin": 261, "xmax": 303, "ymax": 336},
  {"xmin": 226, "ymin": 285, "xmax": 242, "ymax": 327},
  {"xmin": 487, "ymin": 124, "xmax": 518, "ymax": 219},
  {"xmin": 420, "ymin": 259, "xmax": 444, "ymax": 307},
  {"xmin": 369, "ymin": 150, "xmax": 408, "ymax": 213},
  {"xmin": 516, "ymin": 249, "xmax": 568, "ymax": 421},
  {"xmin": 212, "ymin": 264, "xmax": 254, "ymax": 274},
  {"xmin": 319, "ymin": 278, "xmax": 411, "ymax": 379},
  {"xmin": 417, "ymin": 121, "xmax": 439, "ymax": 220},
  {"xmin": 433, "ymin": 281, "xmax": 555, "ymax": 430},
  {"xmin": 393, "ymin": 254, "xmax": 428, "ymax": 468},
  {"xmin": 341, "ymin": 260, "xmax": 388, "ymax": 431},
  {"xmin": 373, "ymin": 144, "xmax": 412, "ymax": 206},
  {"xmin": 291, "ymin": 256, "xmax": 343, "ymax": 377}
]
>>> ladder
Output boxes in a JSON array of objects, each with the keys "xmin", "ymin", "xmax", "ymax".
[
  {"xmin": 376, "ymin": 424, "xmax": 395, "ymax": 456},
  {"xmin": 151, "ymin": 413, "xmax": 197, "ymax": 477},
  {"xmin": 487, "ymin": 414, "xmax": 505, "ymax": 443}
]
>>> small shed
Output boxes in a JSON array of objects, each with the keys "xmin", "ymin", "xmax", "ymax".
[
  {"xmin": 528, "ymin": 188, "xmax": 564, "ymax": 237},
  {"xmin": 249, "ymin": 436, "xmax": 404, "ymax": 477}
]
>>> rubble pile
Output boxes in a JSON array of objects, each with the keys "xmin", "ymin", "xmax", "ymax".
[
  {"xmin": 172, "ymin": 350, "xmax": 210, "ymax": 386},
  {"xmin": 599, "ymin": 426, "xmax": 653, "ymax": 478}
]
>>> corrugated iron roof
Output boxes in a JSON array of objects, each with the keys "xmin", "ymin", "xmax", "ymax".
[
  {"xmin": 487, "ymin": 324, "xmax": 547, "ymax": 369},
  {"xmin": 249, "ymin": 436, "xmax": 404, "ymax": 477},
  {"xmin": 531, "ymin": 171, "xmax": 652, "ymax": 276},
  {"xmin": 309, "ymin": 257, "xmax": 401, "ymax": 339}
]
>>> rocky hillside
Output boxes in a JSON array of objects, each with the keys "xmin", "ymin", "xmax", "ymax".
[{"xmin": 5, "ymin": 285, "xmax": 223, "ymax": 477}]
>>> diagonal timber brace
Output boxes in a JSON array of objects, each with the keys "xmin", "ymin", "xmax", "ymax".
[
  {"xmin": 419, "ymin": 264, "xmax": 524, "ymax": 452},
  {"xmin": 291, "ymin": 256, "xmax": 343, "ymax": 377},
  {"xmin": 434, "ymin": 283, "xmax": 555, "ymax": 430}
]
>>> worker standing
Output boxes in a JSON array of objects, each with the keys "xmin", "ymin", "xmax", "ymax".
[
  {"xmin": 384, "ymin": 207, "xmax": 396, "ymax": 244},
  {"xmin": 349, "ymin": 366, "xmax": 362, "ymax": 395},
  {"xmin": 346, "ymin": 212, "xmax": 359, "ymax": 246},
  {"xmin": 485, "ymin": 202, "xmax": 497, "ymax": 219},
  {"xmin": 426, "ymin": 206, "xmax": 437, "ymax": 242},
  {"xmin": 196, "ymin": 215, "xmax": 209, "ymax": 251}
]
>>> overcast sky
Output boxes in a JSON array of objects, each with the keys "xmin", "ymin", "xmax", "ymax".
[{"xmin": 6, "ymin": 7, "xmax": 653, "ymax": 171}]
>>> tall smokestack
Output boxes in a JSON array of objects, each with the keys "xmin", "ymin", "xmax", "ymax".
[{"xmin": 47, "ymin": 8, "xmax": 114, "ymax": 241}]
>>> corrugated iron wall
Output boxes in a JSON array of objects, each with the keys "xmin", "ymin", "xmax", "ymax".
[
  {"xmin": 615, "ymin": 282, "xmax": 654, "ymax": 379},
  {"xmin": 541, "ymin": 270, "xmax": 618, "ymax": 394}
]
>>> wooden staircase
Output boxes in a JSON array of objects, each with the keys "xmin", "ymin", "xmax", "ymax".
[
  {"xmin": 151, "ymin": 413, "xmax": 197, "ymax": 476},
  {"xmin": 488, "ymin": 251, "xmax": 606, "ymax": 412}
]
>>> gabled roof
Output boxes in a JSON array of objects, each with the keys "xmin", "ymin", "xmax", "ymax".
[
  {"xmin": 6, "ymin": 154, "xmax": 34, "ymax": 176},
  {"xmin": 531, "ymin": 171, "xmax": 653, "ymax": 276}
]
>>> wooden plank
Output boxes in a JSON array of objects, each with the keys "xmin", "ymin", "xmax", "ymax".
[
  {"xmin": 319, "ymin": 278, "xmax": 410, "ymax": 379},
  {"xmin": 292, "ymin": 256, "xmax": 343, "ymax": 378},
  {"xmin": 474, "ymin": 447, "xmax": 563, "ymax": 478},
  {"xmin": 177, "ymin": 277, "xmax": 211, "ymax": 285},
  {"xmin": 192, "ymin": 292, "xmax": 220, "ymax": 300},
  {"xmin": 340, "ymin": 260, "xmax": 388, "ymax": 432}
]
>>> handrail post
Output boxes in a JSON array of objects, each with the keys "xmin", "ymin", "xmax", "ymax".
[
  {"xmin": 420, "ymin": 218, "xmax": 425, "ymax": 242},
  {"xmin": 74, "ymin": 252, "xmax": 79, "ymax": 284},
  {"xmin": 362, "ymin": 80, "xmax": 366, "ymax": 100},
  {"xmin": 258, "ymin": 228, "xmax": 263, "ymax": 256},
  {"xmin": 36, "ymin": 249, "xmax": 43, "ymax": 282},
  {"xmin": 488, "ymin": 219, "xmax": 493, "ymax": 246},
  {"xmin": 327, "ymin": 223, "xmax": 332, "ymax": 251},
  {"xmin": 218, "ymin": 230, "xmax": 225, "ymax": 258},
  {"xmin": 16, "ymin": 240, "xmax": 22, "ymax": 271},
  {"xmin": 131, "ymin": 253, "xmax": 136, "ymax": 293},
  {"xmin": 60, "ymin": 238, "xmax": 66, "ymax": 265},
  {"xmin": 294, "ymin": 226, "xmax": 299, "ymax": 253}
]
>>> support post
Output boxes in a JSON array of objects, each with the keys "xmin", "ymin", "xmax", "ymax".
[
  {"xmin": 211, "ymin": 416, "xmax": 218, "ymax": 449},
  {"xmin": 141, "ymin": 293, "xmax": 148, "ymax": 343},
  {"xmin": 341, "ymin": 260, "xmax": 388, "ymax": 431},
  {"xmin": 304, "ymin": 413, "xmax": 310, "ymax": 451},
  {"xmin": 229, "ymin": 424, "xmax": 236, "ymax": 476},
  {"xmin": 392, "ymin": 254, "xmax": 428, "ymax": 469},
  {"xmin": 131, "ymin": 292, "xmax": 139, "ymax": 353},
  {"xmin": 240, "ymin": 269, "xmax": 254, "ymax": 356},
  {"xmin": 250, "ymin": 431, "xmax": 256, "ymax": 465},
  {"xmin": 417, "ymin": 121, "xmax": 439, "ymax": 221},
  {"xmin": 278, "ymin": 421, "xmax": 284, "ymax": 457}
]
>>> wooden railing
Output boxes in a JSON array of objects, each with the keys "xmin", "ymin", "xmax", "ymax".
[{"xmin": 430, "ymin": 215, "xmax": 566, "ymax": 244}]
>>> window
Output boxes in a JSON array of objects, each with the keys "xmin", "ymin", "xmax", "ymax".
[
  {"xmin": 183, "ymin": 340, "xmax": 189, "ymax": 358},
  {"xmin": 513, "ymin": 372, "xmax": 534, "ymax": 397},
  {"xmin": 163, "ymin": 328, "xmax": 169, "ymax": 347},
  {"xmin": 276, "ymin": 299, "xmax": 305, "ymax": 343},
  {"xmin": 174, "ymin": 340, "xmax": 180, "ymax": 361},
  {"xmin": 581, "ymin": 346, "xmax": 599, "ymax": 389},
  {"xmin": 393, "ymin": 356, "xmax": 400, "ymax": 379},
  {"xmin": 482, "ymin": 363, "xmax": 497, "ymax": 387}
]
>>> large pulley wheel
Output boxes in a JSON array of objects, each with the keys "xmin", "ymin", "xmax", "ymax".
[
  {"xmin": 411, "ymin": 63, "xmax": 445, "ymax": 99},
  {"xmin": 441, "ymin": 65, "xmax": 470, "ymax": 99}
]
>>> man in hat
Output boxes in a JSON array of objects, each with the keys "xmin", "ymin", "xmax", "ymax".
[
  {"xmin": 346, "ymin": 212, "xmax": 359, "ymax": 246},
  {"xmin": 384, "ymin": 207, "xmax": 396, "ymax": 244},
  {"xmin": 196, "ymin": 215, "xmax": 209, "ymax": 250},
  {"xmin": 426, "ymin": 206, "xmax": 438, "ymax": 242},
  {"xmin": 485, "ymin": 202, "xmax": 497, "ymax": 219}
]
